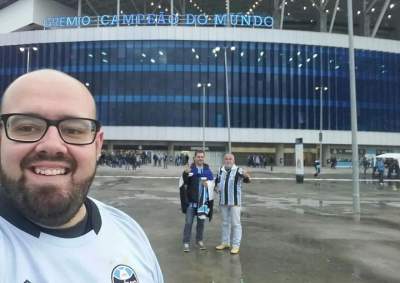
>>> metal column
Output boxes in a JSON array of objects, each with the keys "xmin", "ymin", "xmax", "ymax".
[
  {"xmin": 78, "ymin": 0, "xmax": 82, "ymax": 16},
  {"xmin": 26, "ymin": 48, "xmax": 31, "ymax": 73},
  {"xmin": 202, "ymin": 85, "xmax": 206, "ymax": 151},
  {"xmin": 346, "ymin": 0, "xmax": 361, "ymax": 216},
  {"xmin": 224, "ymin": 48, "xmax": 232, "ymax": 153},
  {"xmin": 117, "ymin": 0, "xmax": 120, "ymax": 26}
]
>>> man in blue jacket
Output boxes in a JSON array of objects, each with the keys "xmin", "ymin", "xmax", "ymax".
[
  {"xmin": 180, "ymin": 150, "xmax": 214, "ymax": 252},
  {"xmin": 377, "ymin": 158, "xmax": 385, "ymax": 185}
]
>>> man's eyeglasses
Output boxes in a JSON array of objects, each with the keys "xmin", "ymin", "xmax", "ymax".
[{"xmin": 0, "ymin": 113, "xmax": 101, "ymax": 145}]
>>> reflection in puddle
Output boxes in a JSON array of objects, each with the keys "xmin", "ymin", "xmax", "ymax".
[
  {"xmin": 197, "ymin": 251, "xmax": 244, "ymax": 282},
  {"xmin": 110, "ymin": 184, "xmax": 400, "ymax": 217},
  {"xmin": 388, "ymin": 181, "xmax": 400, "ymax": 190},
  {"xmin": 245, "ymin": 194, "xmax": 400, "ymax": 215}
]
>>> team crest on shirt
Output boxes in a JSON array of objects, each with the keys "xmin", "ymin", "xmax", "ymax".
[{"xmin": 111, "ymin": 264, "xmax": 138, "ymax": 283}]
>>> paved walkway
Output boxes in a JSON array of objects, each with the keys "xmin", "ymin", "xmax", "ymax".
[{"xmin": 91, "ymin": 170, "xmax": 400, "ymax": 283}]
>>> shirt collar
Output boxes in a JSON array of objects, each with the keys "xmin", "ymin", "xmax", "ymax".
[{"xmin": 0, "ymin": 194, "xmax": 102, "ymax": 238}]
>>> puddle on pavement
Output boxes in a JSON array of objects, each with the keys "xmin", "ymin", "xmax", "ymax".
[{"xmin": 245, "ymin": 193, "xmax": 400, "ymax": 216}]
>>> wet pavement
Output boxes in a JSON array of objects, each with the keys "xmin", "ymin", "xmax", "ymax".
[{"xmin": 90, "ymin": 165, "xmax": 400, "ymax": 283}]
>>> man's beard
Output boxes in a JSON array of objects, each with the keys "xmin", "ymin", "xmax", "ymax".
[
  {"xmin": 224, "ymin": 165, "xmax": 232, "ymax": 170},
  {"xmin": 0, "ymin": 152, "xmax": 96, "ymax": 228}
]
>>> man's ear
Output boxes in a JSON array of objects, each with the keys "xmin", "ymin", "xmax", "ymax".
[{"xmin": 95, "ymin": 129, "xmax": 104, "ymax": 159}]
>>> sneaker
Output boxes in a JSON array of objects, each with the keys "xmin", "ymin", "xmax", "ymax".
[
  {"xmin": 230, "ymin": 247, "xmax": 240, "ymax": 254},
  {"xmin": 183, "ymin": 243, "xmax": 190, "ymax": 252},
  {"xmin": 215, "ymin": 243, "xmax": 231, "ymax": 250},
  {"xmin": 197, "ymin": 241, "xmax": 207, "ymax": 250}
]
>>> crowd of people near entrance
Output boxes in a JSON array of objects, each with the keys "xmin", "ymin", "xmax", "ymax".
[
  {"xmin": 98, "ymin": 150, "xmax": 149, "ymax": 170},
  {"xmin": 98, "ymin": 150, "xmax": 191, "ymax": 170},
  {"xmin": 246, "ymin": 154, "xmax": 272, "ymax": 167}
]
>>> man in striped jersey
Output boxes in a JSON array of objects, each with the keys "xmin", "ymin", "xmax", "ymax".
[{"xmin": 215, "ymin": 153, "xmax": 251, "ymax": 254}]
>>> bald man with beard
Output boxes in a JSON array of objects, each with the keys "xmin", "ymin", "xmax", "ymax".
[
  {"xmin": 214, "ymin": 153, "xmax": 250, "ymax": 255},
  {"xmin": 0, "ymin": 69, "xmax": 163, "ymax": 283}
]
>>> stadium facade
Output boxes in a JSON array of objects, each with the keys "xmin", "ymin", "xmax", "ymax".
[{"xmin": 0, "ymin": 0, "xmax": 400, "ymax": 166}]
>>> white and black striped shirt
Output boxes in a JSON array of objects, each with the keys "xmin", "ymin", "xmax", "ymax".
[{"xmin": 215, "ymin": 165, "xmax": 250, "ymax": 206}]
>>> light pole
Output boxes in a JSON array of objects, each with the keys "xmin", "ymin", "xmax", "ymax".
[
  {"xmin": 197, "ymin": 82, "xmax": 212, "ymax": 151},
  {"xmin": 19, "ymin": 46, "xmax": 38, "ymax": 73},
  {"xmin": 214, "ymin": 45, "xmax": 236, "ymax": 153},
  {"xmin": 346, "ymin": 0, "xmax": 360, "ymax": 217},
  {"xmin": 315, "ymin": 86, "xmax": 328, "ymax": 169}
]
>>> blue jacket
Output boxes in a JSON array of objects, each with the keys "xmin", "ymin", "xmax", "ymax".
[
  {"xmin": 179, "ymin": 163, "xmax": 214, "ymax": 220},
  {"xmin": 377, "ymin": 160, "xmax": 385, "ymax": 173},
  {"xmin": 182, "ymin": 163, "xmax": 213, "ymax": 203}
]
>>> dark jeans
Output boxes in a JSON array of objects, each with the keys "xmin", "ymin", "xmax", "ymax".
[
  {"xmin": 379, "ymin": 171, "xmax": 384, "ymax": 183},
  {"xmin": 183, "ymin": 205, "xmax": 204, "ymax": 244}
]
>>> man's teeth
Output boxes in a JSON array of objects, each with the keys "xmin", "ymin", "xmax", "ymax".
[{"xmin": 34, "ymin": 168, "xmax": 66, "ymax": 176}]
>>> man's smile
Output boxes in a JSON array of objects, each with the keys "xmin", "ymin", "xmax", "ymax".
[{"xmin": 27, "ymin": 162, "xmax": 72, "ymax": 177}]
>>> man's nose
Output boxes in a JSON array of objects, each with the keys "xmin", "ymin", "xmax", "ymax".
[{"xmin": 34, "ymin": 125, "xmax": 68, "ymax": 155}]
